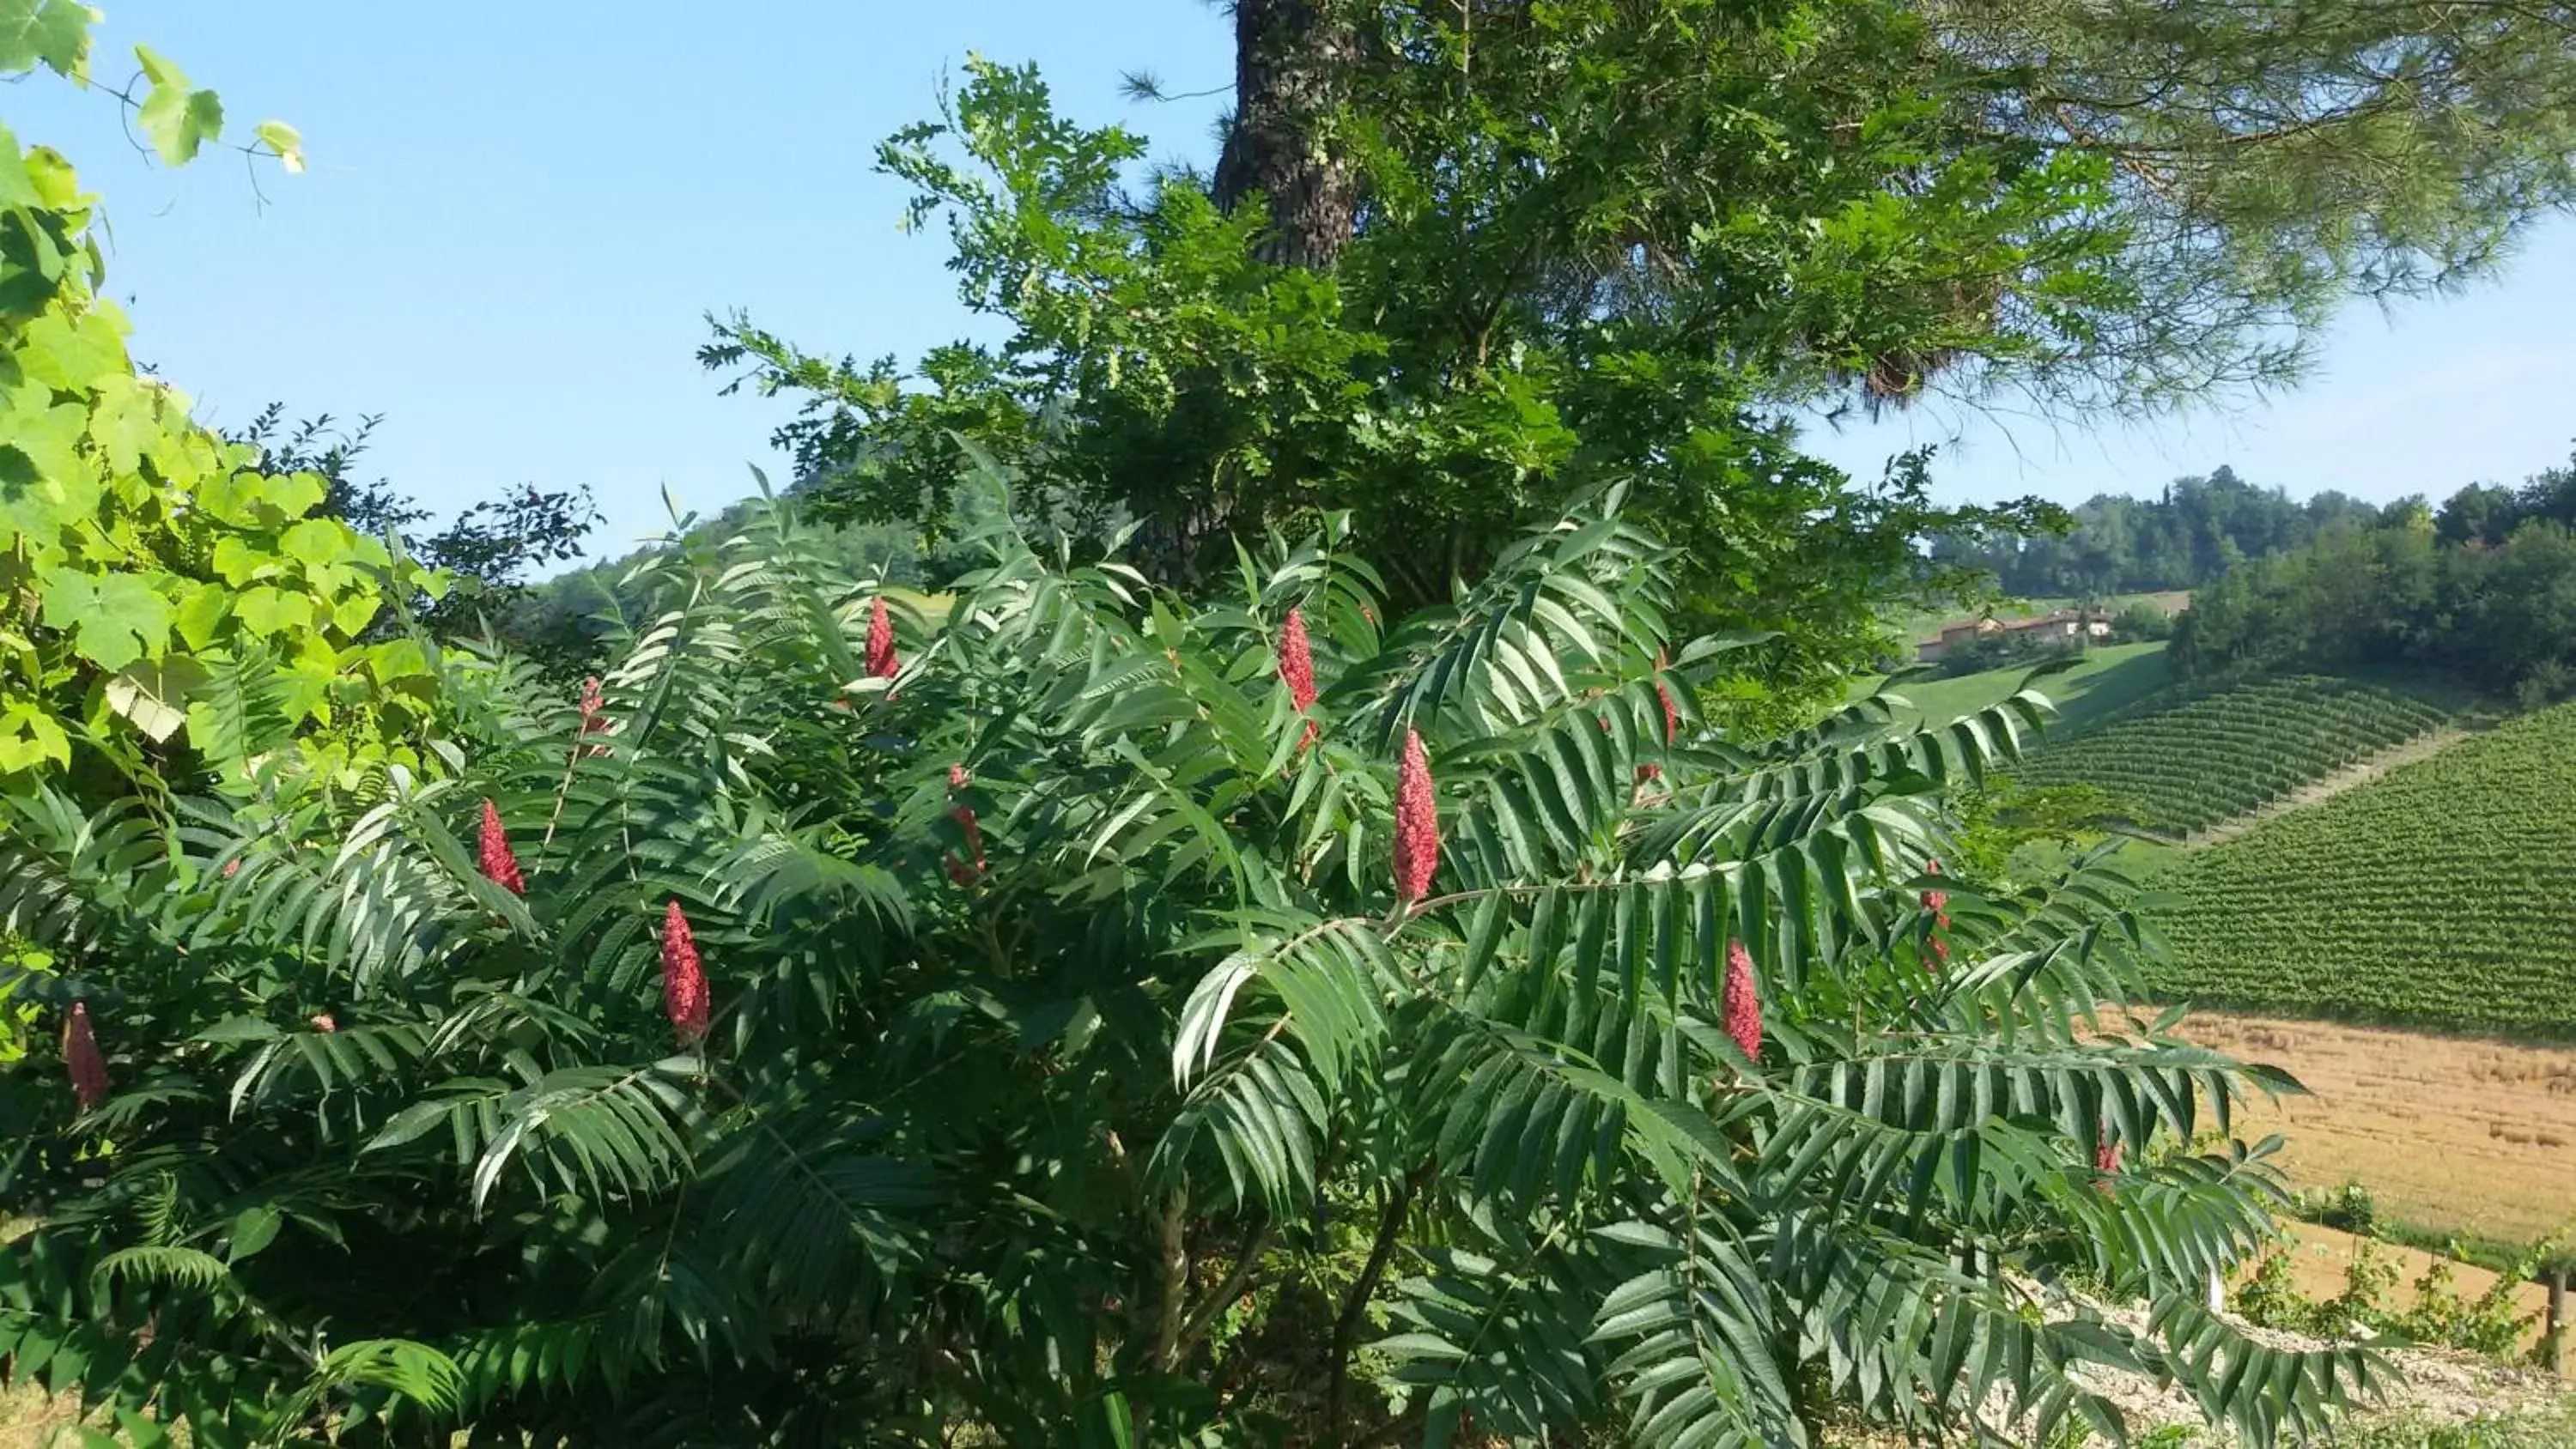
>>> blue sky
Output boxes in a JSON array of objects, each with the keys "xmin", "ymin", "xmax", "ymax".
[{"xmin": 15, "ymin": 3, "xmax": 2576, "ymax": 563}]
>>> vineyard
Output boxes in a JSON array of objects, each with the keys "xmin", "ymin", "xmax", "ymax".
[
  {"xmin": 2010, "ymin": 673, "xmax": 2453, "ymax": 834},
  {"xmin": 2153, "ymin": 700, "xmax": 2576, "ymax": 1034}
]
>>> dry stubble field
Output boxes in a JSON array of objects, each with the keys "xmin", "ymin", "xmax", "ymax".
[{"xmin": 2178, "ymin": 1011, "xmax": 2576, "ymax": 1244}]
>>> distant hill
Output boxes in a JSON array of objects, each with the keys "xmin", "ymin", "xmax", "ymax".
[
  {"xmin": 2152, "ymin": 700, "xmax": 2576, "ymax": 1035},
  {"xmin": 1873, "ymin": 645, "xmax": 2482, "ymax": 834}
]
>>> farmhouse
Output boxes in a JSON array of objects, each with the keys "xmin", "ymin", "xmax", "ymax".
[{"xmin": 1915, "ymin": 609, "xmax": 2111, "ymax": 664}]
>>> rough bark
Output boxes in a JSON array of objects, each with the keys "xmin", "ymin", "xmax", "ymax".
[{"xmin": 1215, "ymin": 0, "xmax": 1361, "ymax": 270}]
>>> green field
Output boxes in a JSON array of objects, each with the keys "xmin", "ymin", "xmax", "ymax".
[
  {"xmin": 1865, "ymin": 640, "xmax": 2173, "ymax": 734},
  {"xmin": 2151, "ymin": 700, "xmax": 2576, "ymax": 1034},
  {"xmin": 2013, "ymin": 673, "xmax": 2454, "ymax": 834}
]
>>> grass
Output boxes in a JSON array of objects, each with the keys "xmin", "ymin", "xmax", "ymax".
[
  {"xmin": 2312, "ymin": 1210, "xmax": 2573, "ymax": 1281},
  {"xmin": 2335, "ymin": 1404, "xmax": 2576, "ymax": 1449},
  {"xmin": 1858, "ymin": 640, "xmax": 2173, "ymax": 734},
  {"xmin": 2156, "ymin": 700, "xmax": 2576, "ymax": 1035}
]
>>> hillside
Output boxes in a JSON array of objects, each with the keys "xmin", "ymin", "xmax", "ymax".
[
  {"xmin": 1870, "ymin": 640, "xmax": 2172, "ymax": 732},
  {"xmin": 1875, "ymin": 647, "xmax": 2465, "ymax": 839},
  {"xmin": 2012, "ymin": 673, "xmax": 2455, "ymax": 835},
  {"xmin": 2152, "ymin": 700, "xmax": 2576, "ymax": 1035}
]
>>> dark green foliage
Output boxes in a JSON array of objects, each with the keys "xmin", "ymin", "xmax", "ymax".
[
  {"xmin": 2172, "ymin": 512, "xmax": 2576, "ymax": 706},
  {"xmin": 2107, "ymin": 603, "xmax": 2176, "ymax": 644},
  {"xmin": 708, "ymin": 0, "xmax": 2576, "ymax": 729},
  {"xmin": 703, "ymin": 39, "xmax": 2068, "ymax": 724},
  {"xmin": 2, "ymin": 486, "xmax": 2368, "ymax": 1445}
]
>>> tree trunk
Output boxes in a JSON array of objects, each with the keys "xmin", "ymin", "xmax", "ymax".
[{"xmin": 1215, "ymin": 0, "xmax": 1360, "ymax": 270}]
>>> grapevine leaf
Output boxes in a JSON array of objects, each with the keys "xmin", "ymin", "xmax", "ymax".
[
  {"xmin": 0, "ymin": 0, "xmax": 89, "ymax": 77},
  {"xmin": 39, "ymin": 569, "xmax": 173, "ymax": 670},
  {"xmin": 134, "ymin": 45, "xmax": 224, "ymax": 166}
]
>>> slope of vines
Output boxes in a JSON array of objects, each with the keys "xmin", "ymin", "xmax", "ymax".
[
  {"xmin": 2154, "ymin": 701, "xmax": 2576, "ymax": 1034},
  {"xmin": 2013, "ymin": 674, "xmax": 2451, "ymax": 834}
]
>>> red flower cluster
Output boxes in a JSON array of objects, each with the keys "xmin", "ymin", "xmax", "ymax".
[
  {"xmin": 1722, "ymin": 939, "xmax": 1762, "ymax": 1063},
  {"xmin": 477, "ymin": 799, "xmax": 526, "ymax": 894},
  {"xmin": 2096, "ymin": 1136, "xmax": 2124, "ymax": 1177},
  {"xmin": 311, "ymin": 1013, "xmax": 338, "ymax": 1034},
  {"xmin": 1393, "ymin": 730, "xmax": 1439, "ymax": 904},
  {"xmin": 62, "ymin": 1001, "xmax": 108, "ymax": 1112},
  {"xmin": 866, "ymin": 597, "xmax": 899, "ymax": 680},
  {"xmin": 1278, "ymin": 607, "xmax": 1319, "ymax": 750},
  {"xmin": 579, "ymin": 676, "xmax": 612, "ymax": 758},
  {"xmin": 1923, "ymin": 857, "xmax": 1950, "ymax": 972},
  {"xmin": 661, "ymin": 899, "xmax": 709, "ymax": 1045},
  {"xmin": 946, "ymin": 763, "xmax": 986, "ymax": 885}
]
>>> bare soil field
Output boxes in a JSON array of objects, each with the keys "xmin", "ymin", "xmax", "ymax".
[{"xmin": 2177, "ymin": 1011, "xmax": 2576, "ymax": 1244}]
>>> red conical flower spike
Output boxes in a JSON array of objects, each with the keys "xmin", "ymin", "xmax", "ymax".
[
  {"xmin": 2096, "ymin": 1136, "xmax": 2124, "ymax": 1177},
  {"xmin": 1278, "ymin": 608, "xmax": 1317, "ymax": 710},
  {"xmin": 866, "ymin": 597, "xmax": 899, "ymax": 680},
  {"xmin": 661, "ymin": 900, "xmax": 710, "ymax": 1045},
  {"xmin": 477, "ymin": 799, "xmax": 526, "ymax": 894},
  {"xmin": 1923, "ymin": 857, "xmax": 1947, "ymax": 915},
  {"xmin": 1279, "ymin": 607, "xmax": 1320, "ymax": 750},
  {"xmin": 1393, "ymin": 730, "xmax": 1439, "ymax": 904},
  {"xmin": 62, "ymin": 1001, "xmax": 107, "ymax": 1113},
  {"xmin": 945, "ymin": 763, "xmax": 986, "ymax": 883},
  {"xmin": 1722, "ymin": 939, "xmax": 1762, "ymax": 1063}
]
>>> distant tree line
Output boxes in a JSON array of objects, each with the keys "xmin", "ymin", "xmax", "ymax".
[
  {"xmin": 2174, "ymin": 452, "xmax": 2576, "ymax": 706},
  {"xmin": 1931, "ymin": 465, "xmax": 2419, "ymax": 597}
]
